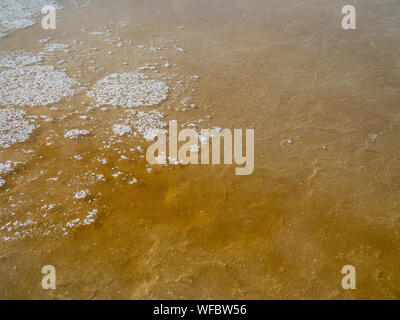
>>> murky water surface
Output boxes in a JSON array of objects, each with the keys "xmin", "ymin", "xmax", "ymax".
[{"xmin": 0, "ymin": 0, "xmax": 399, "ymax": 299}]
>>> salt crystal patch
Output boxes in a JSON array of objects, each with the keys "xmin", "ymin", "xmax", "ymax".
[
  {"xmin": 126, "ymin": 110, "xmax": 167, "ymax": 139},
  {"xmin": 0, "ymin": 161, "xmax": 16, "ymax": 175},
  {"xmin": 0, "ymin": 66, "xmax": 79, "ymax": 107},
  {"xmin": 112, "ymin": 124, "xmax": 131, "ymax": 136},
  {"xmin": 74, "ymin": 189, "xmax": 89, "ymax": 199},
  {"xmin": 0, "ymin": 108, "xmax": 36, "ymax": 148},
  {"xmin": 0, "ymin": 50, "xmax": 42, "ymax": 68},
  {"xmin": 83, "ymin": 209, "xmax": 98, "ymax": 225},
  {"xmin": 44, "ymin": 43, "xmax": 70, "ymax": 52},
  {"xmin": 128, "ymin": 178, "xmax": 137, "ymax": 184},
  {"xmin": 64, "ymin": 129, "xmax": 90, "ymax": 139},
  {"xmin": 87, "ymin": 72, "xmax": 168, "ymax": 107}
]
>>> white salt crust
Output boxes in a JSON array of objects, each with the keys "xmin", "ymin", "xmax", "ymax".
[
  {"xmin": 87, "ymin": 72, "xmax": 169, "ymax": 107},
  {"xmin": 74, "ymin": 189, "xmax": 89, "ymax": 199},
  {"xmin": 44, "ymin": 43, "xmax": 70, "ymax": 52},
  {"xmin": 112, "ymin": 124, "xmax": 132, "ymax": 136},
  {"xmin": 64, "ymin": 129, "xmax": 90, "ymax": 139},
  {"xmin": 0, "ymin": 66, "xmax": 79, "ymax": 107},
  {"xmin": 0, "ymin": 161, "xmax": 17, "ymax": 188},
  {"xmin": 125, "ymin": 110, "xmax": 167, "ymax": 139},
  {"xmin": 0, "ymin": 161, "xmax": 16, "ymax": 175},
  {"xmin": 0, "ymin": 50, "xmax": 42, "ymax": 68},
  {"xmin": 0, "ymin": 108, "xmax": 35, "ymax": 148}
]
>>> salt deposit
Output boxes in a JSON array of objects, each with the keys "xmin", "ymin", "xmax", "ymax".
[
  {"xmin": 125, "ymin": 110, "xmax": 167, "ymax": 139},
  {"xmin": 74, "ymin": 189, "xmax": 89, "ymax": 199},
  {"xmin": 0, "ymin": 161, "xmax": 16, "ymax": 175},
  {"xmin": 83, "ymin": 209, "xmax": 98, "ymax": 225},
  {"xmin": 64, "ymin": 129, "xmax": 90, "ymax": 139},
  {"xmin": 0, "ymin": 161, "xmax": 17, "ymax": 188},
  {"xmin": 44, "ymin": 43, "xmax": 70, "ymax": 52},
  {"xmin": 0, "ymin": 50, "xmax": 42, "ymax": 68},
  {"xmin": 87, "ymin": 72, "xmax": 169, "ymax": 107},
  {"xmin": 0, "ymin": 108, "xmax": 36, "ymax": 148},
  {"xmin": 0, "ymin": 66, "xmax": 79, "ymax": 107},
  {"xmin": 112, "ymin": 124, "xmax": 132, "ymax": 136}
]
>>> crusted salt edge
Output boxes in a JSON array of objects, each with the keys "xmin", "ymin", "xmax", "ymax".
[
  {"xmin": 0, "ymin": 108, "xmax": 36, "ymax": 148},
  {"xmin": 44, "ymin": 43, "xmax": 70, "ymax": 52},
  {"xmin": 87, "ymin": 72, "xmax": 169, "ymax": 107},
  {"xmin": 125, "ymin": 109, "xmax": 167, "ymax": 139},
  {"xmin": 112, "ymin": 124, "xmax": 132, "ymax": 136},
  {"xmin": 64, "ymin": 129, "xmax": 90, "ymax": 139},
  {"xmin": 0, "ymin": 50, "xmax": 42, "ymax": 68},
  {"xmin": 74, "ymin": 189, "xmax": 89, "ymax": 199},
  {"xmin": 0, "ymin": 66, "xmax": 79, "ymax": 107},
  {"xmin": 0, "ymin": 161, "xmax": 17, "ymax": 187},
  {"xmin": 0, "ymin": 161, "xmax": 16, "ymax": 175}
]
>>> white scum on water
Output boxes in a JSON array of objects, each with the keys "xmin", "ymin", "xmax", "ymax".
[
  {"xmin": 125, "ymin": 110, "xmax": 167, "ymax": 139},
  {"xmin": 0, "ymin": 66, "xmax": 79, "ymax": 107},
  {"xmin": 0, "ymin": 108, "xmax": 36, "ymax": 148},
  {"xmin": 0, "ymin": 50, "xmax": 42, "ymax": 68},
  {"xmin": 64, "ymin": 129, "xmax": 90, "ymax": 139},
  {"xmin": 112, "ymin": 124, "xmax": 132, "ymax": 136},
  {"xmin": 0, "ymin": 161, "xmax": 18, "ymax": 188},
  {"xmin": 87, "ymin": 72, "xmax": 169, "ymax": 107}
]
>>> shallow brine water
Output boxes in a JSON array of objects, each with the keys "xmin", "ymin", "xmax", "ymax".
[{"xmin": 0, "ymin": 0, "xmax": 399, "ymax": 299}]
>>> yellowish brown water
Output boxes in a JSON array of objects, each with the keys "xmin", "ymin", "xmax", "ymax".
[{"xmin": 0, "ymin": 0, "xmax": 399, "ymax": 299}]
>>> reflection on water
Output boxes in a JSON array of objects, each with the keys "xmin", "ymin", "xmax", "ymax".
[{"xmin": 0, "ymin": 0, "xmax": 399, "ymax": 299}]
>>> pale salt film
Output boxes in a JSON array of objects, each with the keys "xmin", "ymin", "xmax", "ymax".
[
  {"xmin": 0, "ymin": 161, "xmax": 16, "ymax": 175},
  {"xmin": 0, "ymin": 108, "xmax": 35, "ymax": 148},
  {"xmin": 83, "ymin": 209, "xmax": 98, "ymax": 225},
  {"xmin": 126, "ymin": 110, "xmax": 167, "ymax": 139},
  {"xmin": 87, "ymin": 72, "xmax": 168, "ymax": 107},
  {"xmin": 0, "ymin": 66, "xmax": 79, "ymax": 107},
  {"xmin": 74, "ymin": 189, "xmax": 89, "ymax": 199},
  {"xmin": 64, "ymin": 129, "xmax": 90, "ymax": 139},
  {"xmin": 0, "ymin": 50, "xmax": 42, "ymax": 68},
  {"xmin": 112, "ymin": 124, "xmax": 132, "ymax": 136},
  {"xmin": 0, "ymin": 179, "xmax": 4, "ymax": 187},
  {"xmin": 44, "ymin": 43, "xmax": 70, "ymax": 52}
]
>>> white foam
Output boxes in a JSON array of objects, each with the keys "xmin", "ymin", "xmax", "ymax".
[
  {"xmin": 87, "ymin": 72, "xmax": 168, "ymax": 107},
  {"xmin": 0, "ymin": 108, "xmax": 36, "ymax": 148},
  {"xmin": 0, "ymin": 66, "xmax": 79, "ymax": 107}
]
